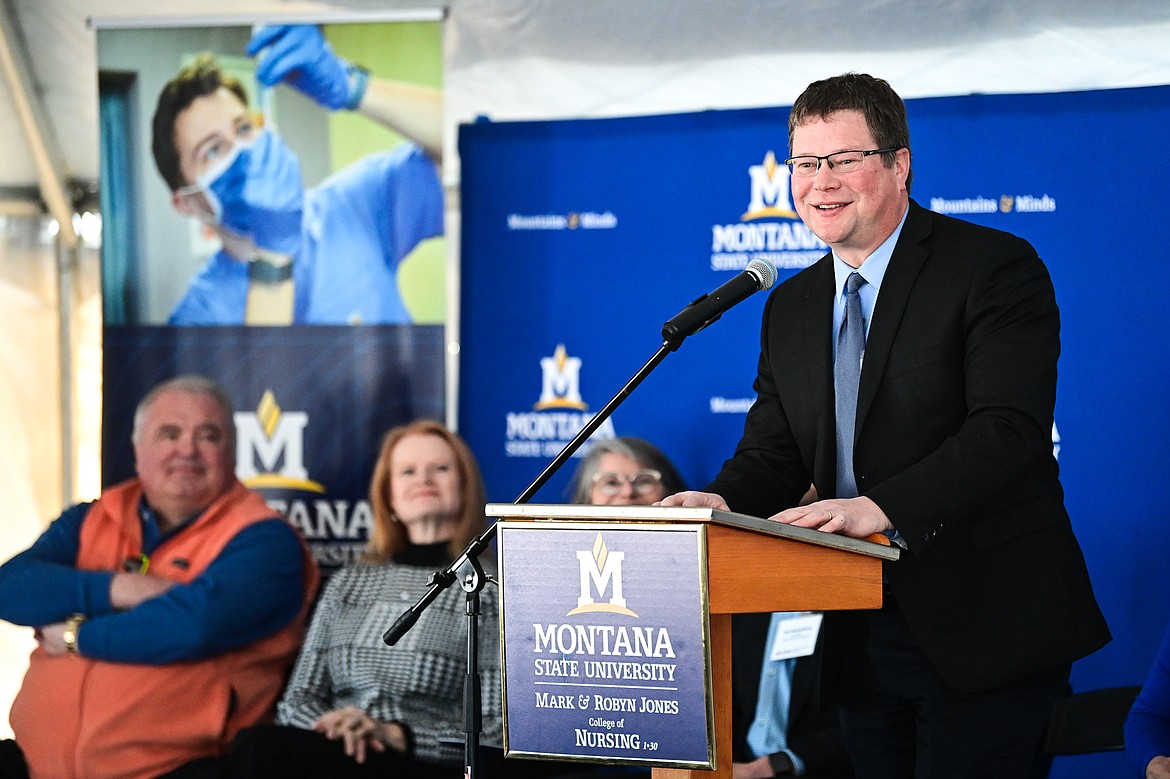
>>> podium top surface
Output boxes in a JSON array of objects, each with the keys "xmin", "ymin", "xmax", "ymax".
[{"xmin": 487, "ymin": 503, "xmax": 900, "ymax": 561}]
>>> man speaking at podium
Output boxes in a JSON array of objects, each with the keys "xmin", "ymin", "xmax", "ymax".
[{"xmin": 661, "ymin": 73, "xmax": 1109, "ymax": 779}]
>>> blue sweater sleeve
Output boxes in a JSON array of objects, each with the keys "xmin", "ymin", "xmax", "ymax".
[
  {"xmin": 77, "ymin": 519, "xmax": 307, "ymax": 664},
  {"xmin": 0, "ymin": 502, "xmax": 117, "ymax": 625},
  {"xmin": 1127, "ymin": 622, "xmax": 1170, "ymax": 777}
]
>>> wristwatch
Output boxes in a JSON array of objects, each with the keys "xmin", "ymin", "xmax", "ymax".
[
  {"xmin": 344, "ymin": 64, "xmax": 371, "ymax": 111},
  {"xmin": 62, "ymin": 613, "xmax": 86, "ymax": 656}
]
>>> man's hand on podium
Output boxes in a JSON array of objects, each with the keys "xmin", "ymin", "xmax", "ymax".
[
  {"xmin": 771, "ymin": 495, "xmax": 894, "ymax": 539},
  {"xmin": 656, "ymin": 490, "xmax": 730, "ymax": 511}
]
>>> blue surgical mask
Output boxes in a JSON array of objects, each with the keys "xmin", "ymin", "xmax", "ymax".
[{"xmin": 184, "ymin": 129, "xmax": 305, "ymax": 257}]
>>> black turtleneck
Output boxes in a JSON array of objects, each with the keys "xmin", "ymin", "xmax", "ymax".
[{"xmin": 392, "ymin": 540, "xmax": 452, "ymax": 567}]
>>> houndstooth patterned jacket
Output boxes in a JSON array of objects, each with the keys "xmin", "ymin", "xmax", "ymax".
[{"xmin": 275, "ymin": 545, "xmax": 503, "ymax": 766}]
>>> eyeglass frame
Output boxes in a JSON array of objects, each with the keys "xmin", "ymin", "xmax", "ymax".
[
  {"xmin": 590, "ymin": 468, "xmax": 664, "ymax": 496},
  {"xmin": 783, "ymin": 147, "xmax": 901, "ymax": 177}
]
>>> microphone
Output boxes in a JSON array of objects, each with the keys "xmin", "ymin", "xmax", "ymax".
[{"xmin": 661, "ymin": 258, "xmax": 777, "ymax": 349}]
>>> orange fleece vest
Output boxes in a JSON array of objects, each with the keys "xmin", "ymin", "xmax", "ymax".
[{"xmin": 10, "ymin": 479, "xmax": 319, "ymax": 779}]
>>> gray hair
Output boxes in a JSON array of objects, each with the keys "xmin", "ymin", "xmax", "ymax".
[
  {"xmin": 131, "ymin": 375, "xmax": 236, "ymax": 449},
  {"xmin": 568, "ymin": 436, "xmax": 687, "ymax": 504}
]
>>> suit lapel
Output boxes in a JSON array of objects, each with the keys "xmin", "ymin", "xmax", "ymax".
[
  {"xmin": 802, "ymin": 256, "xmax": 837, "ymax": 485},
  {"xmin": 802, "ymin": 256, "xmax": 836, "ymax": 401},
  {"xmin": 856, "ymin": 201, "xmax": 932, "ymax": 429}
]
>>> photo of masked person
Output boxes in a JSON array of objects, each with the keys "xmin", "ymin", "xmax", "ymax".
[{"xmin": 151, "ymin": 23, "xmax": 443, "ymax": 325}]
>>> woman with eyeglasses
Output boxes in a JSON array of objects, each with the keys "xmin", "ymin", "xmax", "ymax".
[{"xmin": 569, "ymin": 437, "xmax": 688, "ymax": 507}]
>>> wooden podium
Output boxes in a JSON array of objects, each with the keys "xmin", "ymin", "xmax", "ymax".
[{"xmin": 488, "ymin": 504, "xmax": 899, "ymax": 779}]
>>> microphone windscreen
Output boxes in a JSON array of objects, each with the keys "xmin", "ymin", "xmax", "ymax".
[{"xmin": 746, "ymin": 258, "xmax": 777, "ymax": 290}]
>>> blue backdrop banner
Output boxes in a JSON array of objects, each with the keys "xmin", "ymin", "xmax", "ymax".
[{"xmin": 458, "ymin": 85, "xmax": 1170, "ymax": 779}]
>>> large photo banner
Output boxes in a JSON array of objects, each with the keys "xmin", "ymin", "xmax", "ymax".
[
  {"xmin": 458, "ymin": 85, "xmax": 1170, "ymax": 778},
  {"xmin": 96, "ymin": 16, "xmax": 446, "ymax": 571}
]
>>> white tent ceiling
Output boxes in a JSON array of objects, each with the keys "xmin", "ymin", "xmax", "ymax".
[{"xmin": 3, "ymin": 0, "xmax": 1170, "ymax": 221}]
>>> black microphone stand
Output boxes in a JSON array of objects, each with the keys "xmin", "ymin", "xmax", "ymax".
[{"xmin": 381, "ymin": 313, "xmax": 713, "ymax": 778}]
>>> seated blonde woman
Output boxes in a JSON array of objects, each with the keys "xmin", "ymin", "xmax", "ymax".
[{"xmin": 229, "ymin": 420, "xmax": 501, "ymax": 779}]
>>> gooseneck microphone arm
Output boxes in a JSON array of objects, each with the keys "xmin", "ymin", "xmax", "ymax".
[{"xmin": 380, "ymin": 259, "xmax": 776, "ymax": 778}]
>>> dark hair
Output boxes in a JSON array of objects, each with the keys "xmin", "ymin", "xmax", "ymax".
[
  {"xmin": 365, "ymin": 419, "xmax": 488, "ymax": 563},
  {"xmin": 788, "ymin": 72, "xmax": 912, "ymax": 192},
  {"xmin": 568, "ymin": 437, "xmax": 688, "ymax": 505},
  {"xmin": 151, "ymin": 53, "xmax": 250, "ymax": 191}
]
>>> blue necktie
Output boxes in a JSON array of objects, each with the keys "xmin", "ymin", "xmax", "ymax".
[{"xmin": 835, "ymin": 272, "xmax": 867, "ymax": 498}]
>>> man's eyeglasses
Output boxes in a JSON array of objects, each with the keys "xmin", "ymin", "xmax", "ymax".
[
  {"xmin": 784, "ymin": 147, "xmax": 900, "ymax": 178},
  {"xmin": 592, "ymin": 469, "xmax": 663, "ymax": 497}
]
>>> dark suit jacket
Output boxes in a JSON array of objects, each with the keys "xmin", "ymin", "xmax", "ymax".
[
  {"xmin": 709, "ymin": 199, "xmax": 1110, "ymax": 693},
  {"xmin": 732, "ymin": 613, "xmax": 853, "ymax": 778}
]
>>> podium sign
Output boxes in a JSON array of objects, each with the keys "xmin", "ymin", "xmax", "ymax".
[
  {"xmin": 491, "ymin": 503, "xmax": 896, "ymax": 778},
  {"xmin": 497, "ymin": 521, "xmax": 716, "ymax": 769}
]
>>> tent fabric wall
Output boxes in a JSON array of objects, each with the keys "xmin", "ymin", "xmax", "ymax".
[
  {"xmin": 0, "ymin": 225, "xmax": 60, "ymax": 741},
  {"xmin": 0, "ymin": 217, "xmax": 101, "ymax": 738}
]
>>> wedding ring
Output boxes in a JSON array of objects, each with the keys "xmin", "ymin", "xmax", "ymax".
[{"xmin": 826, "ymin": 510, "xmax": 834, "ymax": 522}]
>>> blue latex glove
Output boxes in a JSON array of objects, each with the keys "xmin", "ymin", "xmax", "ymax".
[
  {"xmin": 198, "ymin": 130, "xmax": 304, "ymax": 256},
  {"xmin": 247, "ymin": 25, "xmax": 360, "ymax": 111}
]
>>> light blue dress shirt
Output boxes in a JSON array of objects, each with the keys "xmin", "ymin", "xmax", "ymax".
[
  {"xmin": 830, "ymin": 206, "xmax": 909, "ymax": 353},
  {"xmin": 746, "ymin": 612, "xmax": 807, "ymax": 774},
  {"xmin": 830, "ymin": 206, "xmax": 909, "ymax": 547}
]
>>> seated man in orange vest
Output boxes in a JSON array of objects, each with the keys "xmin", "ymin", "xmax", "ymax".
[{"xmin": 0, "ymin": 375, "xmax": 319, "ymax": 779}]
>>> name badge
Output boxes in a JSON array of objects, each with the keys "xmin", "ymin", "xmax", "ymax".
[{"xmin": 767, "ymin": 612, "xmax": 823, "ymax": 661}]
